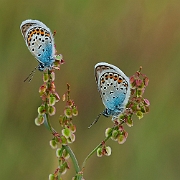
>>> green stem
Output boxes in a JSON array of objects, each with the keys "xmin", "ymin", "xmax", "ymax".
[
  {"xmin": 63, "ymin": 145, "xmax": 80, "ymax": 173},
  {"xmin": 82, "ymin": 120, "xmax": 125, "ymax": 171},
  {"xmin": 43, "ymin": 114, "xmax": 53, "ymax": 132},
  {"xmin": 81, "ymin": 126, "xmax": 116, "ymax": 171},
  {"xmin": 63, "ymin": 145, "xmax": 83, "ymax": 180}
]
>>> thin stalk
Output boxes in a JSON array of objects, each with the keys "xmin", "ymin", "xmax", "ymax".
[
  {"xmin": 63, "ymin": 145, "xmax": 83, "ymax": 180},
  {"xmin": 81, "ymin": 126, "xmax": 116, "ymax": 171},
  {"xmin": 82, "ymin": 120, "xmax": 125, "ymax": 171},
  {"xmin": 63, "ymin": 145, "xmax": 80, "ymax": 173}
]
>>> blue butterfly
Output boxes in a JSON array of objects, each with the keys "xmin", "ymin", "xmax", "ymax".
[
  {"xmin": 89, "ymin": 62, "xmax": 131, "ymax": 128},
  {"xmin": 20, "ymin": 19, "xmax": 55, "ymax": 81}
]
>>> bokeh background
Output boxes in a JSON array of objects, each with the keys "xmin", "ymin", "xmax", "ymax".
[{"xmin": 1, "ymin": 0, "xmax": 180, "ymax": 179}]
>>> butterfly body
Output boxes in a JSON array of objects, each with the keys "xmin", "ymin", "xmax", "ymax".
[
  {"xmin": 20, "ymin": 19, "xmax": 55, "ymax": 71},
  {"xmin": 95, "ymin": 62, "xmax": 131, "ymax": 120}
]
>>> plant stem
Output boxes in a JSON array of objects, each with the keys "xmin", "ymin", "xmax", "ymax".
[
  {"xmin": 63, "ymin": 145, "xmax": 83, "ymax": 180},
  {"xmin": 81, "ymin": 126, "xmax": 116, "ymax": 171}
]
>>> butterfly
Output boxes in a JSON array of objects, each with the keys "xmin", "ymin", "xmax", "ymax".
[
  {"xmin": 20, "ymin": 19, "xmax": 55, "ymax": 81},
  {"xmin": 88, "ymin": 62, "xmax": 131, "ymax": 128}
]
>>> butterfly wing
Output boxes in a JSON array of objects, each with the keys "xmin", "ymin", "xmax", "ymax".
[
  {"xmin": 95, "ymin": 62, "xmax": 131, "ymax": 117},
  {"xmin": 20, "ymin": 20, "xmax": 55, "ymax": 70}
]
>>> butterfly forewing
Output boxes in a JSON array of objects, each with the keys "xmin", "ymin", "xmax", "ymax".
[
  {"xmin": 20, "ymin": 20, "xmax": 55, "ymax": 70},
  {"xmin": 95, "ymin": 62, "xmax": 131, "ymax": 118}
]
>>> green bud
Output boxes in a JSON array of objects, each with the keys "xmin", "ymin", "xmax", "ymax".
[
  {"xmin": 56, "ymin": 148, "xmax": 62, "ymax": 157},
  {"xmin": 62, "ymin": 128, "xmax": 71, "ymax": 138},
  {"xmin": 35, "ymin": 115, "xmax": 44, "ymax": 126},
  {"xmin": 137, "ymin": 89, "xmax": 143, "ymax": 97},
  {"xmin": 50, "ymin": 140, "xmax": 57, "ymax": 149},
  {"xmin": 126, "ymin": 115, "xmax": 133, "ymax": 127},
  {"xmin": 49, "ymin": 174, "xmax": 55, "ymax": 180},
  {"xmin": 118, "ymin": 135, "xmax": 127, "ymax": 144},
  {"xmin": 67, "ymin": 133, "xmax": 75, "ymax": 143},
  {"xmin": 49, "ymin": 95, "xmax": 56, "ymax": 106},
  {"xmin": 72, "ymin": 106, "xmax": 78, "ymax": 116},
  {"xmin": 105, "ymin": 146, "xmax": 112, "ymax": 156},
  {"xmin": 136, "ymin": 111, "xmax": 143, "ymax": 119},
  {"xmin": 105, "ymin": 128, "xmax": 113, "ymax": 137},
  {"xmin": 64, "ymin": 108, "xmax": 72, "ymax": 118},
  {"xmin": 55, "ymin": 54, "xmax": 63, "ymax": 60},
  {"xmin": 97, "ymin": 147, "xmax": 102, "ymax": 157},
  {"xmin": 43, "ymin": 72, "xmax": 49, "ymax": 82},
  {"xmin": 38, "ymin": 105, "xmax": 46, "ymax": 115},
  {"xmin": 48, "ymin": 106, "xmax": 56, "ymax": 116},
  {"xmin": 111, "ymin": 130, "xmax": 119, "ymax": 141},
  {"xmin": 61, "ymin": 136, "xmax": 67, "ymax": 145}
]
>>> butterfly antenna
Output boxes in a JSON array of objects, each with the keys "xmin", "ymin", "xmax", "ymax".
[
  {"xmin": 88, "ymin": 112, "xmax": 102, "ymax": 129},
  {"xmin": 24, "ymin": 66, "xmax": 37, "ymax": 83}
]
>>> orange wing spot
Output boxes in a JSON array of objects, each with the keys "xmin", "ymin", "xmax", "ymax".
[
  {"xmin": 109, "ymin": 74, "xmax": 113, "ymax": 79},
  {"xmin": 101, "ymin": 79, "xmax": 105, "ymax": 84},
  {"xmin": 118, "ymin": 78, "xmax": 123, "ymax": 84},
  {"xmin": 113, "ymin": 76, "xmax": 118, "ymax": 81},
  {"xmin": 40, "ymin": 30, "xmax": 45, "ymax": 35},
  {"xmin": 45, "ymin": 33, "xmax": 50, "ymax": 37}
]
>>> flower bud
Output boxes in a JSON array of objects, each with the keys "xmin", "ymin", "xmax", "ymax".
[
  {"xmin": 49, "ymin": 174, "xmax": 55, "ymax": 180},
  {"xmin": 48, "ymin": 106, "xmax": 56, "ymax": 116},
  {"xmin": 53, "ymin": 92, "xmax": 60, "ymax": 102},
  {"xmin": 35, "ymin": 115, "xmax": 44, "ymax": 126},
  {"xmin": 105, "ymin": 128, "xmax": 113, "ymax": 137},
  {"xmin": 105, "ymin": 146, "xmax": 112, "ymax": 156},
  {"xmin": 49, "ymin": 95, "xmax": 56, "ymax": 106},
  {"xmin": 56, "ymin": 148, "xmax": 62, "ymax": 157},
  {"xmin": 136, "ymin": 111, "xmax": 143, "ymax": 119},
  {"xmin": 72, "ymin": 106, "xmax": 78, "ymax": 116},
  {"xmin": 62, "ymin": 128, "xmax": 71, "ymax": 138},
  {"xmin": 97, "ymin": 147, "xmax": 102, "ymax": 157},
  {"xmin": 64, "ymin": 108, "xmax": 72, "ymax": 118},
  {"xmin": 38, "ymin": 105, "xmax": 46, "ymax": 115},
  {"xmin": 55, "ymin": 54, "xmax": 63, "ymax": 61},
  {"xmin": 126, "ymin": 116, "xmax": 133, "ymax": 127},
  {"xmin": 144, "ymin": 77, "xmax": 149, "ymax": 86},
  {"xmin": 60, "ymin": 136, "xmax": 67, "ymax": 145},
  {"xmin": 67, "ymin": 133, "xmax": 75, "ymax": 143},
  {"xmin": 144, "ymin": 99, "xmax": 150, "ymax": 106},
  {"xmin": 62, "ymin": 94, "xmax": 66, "ymax": 101},
  {"xmin": 118, "ymin": 134, "xmax": 127, "ymax": 144},
  {"xmin": 50, "ymin": 139, "xmax": 57, "ymax": 149},
  {"xmin": 62, "ymin": 149, "xmax": 70, "ymax": 159},
  {"xmin": 39, "ymin": 84, "xmax": 47, "ymax": 96},
  {"xmin": 111, "ymin": 130, "xmax": 119, "ymax": 141},
  {"xmin": 50, "ymin": 71, "xmax": 55, "ymax": 81},
  {"xmin": 43, "ymin": 72, "xmax": 49, "ymax": 82}
]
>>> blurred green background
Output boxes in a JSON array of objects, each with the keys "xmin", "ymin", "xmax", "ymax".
[{"xmin": 1, "ymin": 0, "xmax": 180, "ymax": 179}]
